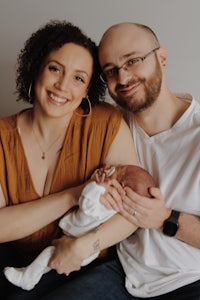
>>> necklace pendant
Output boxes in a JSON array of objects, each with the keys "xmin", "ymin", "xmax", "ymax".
[{"xmin": 41, "ymin": 152, "xmax": 45, "ymax": 160}]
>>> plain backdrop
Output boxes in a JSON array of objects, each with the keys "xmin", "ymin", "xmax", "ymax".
[{"xmin": 0, "ymin": 0, "xmax": 199, "ymax": 117}]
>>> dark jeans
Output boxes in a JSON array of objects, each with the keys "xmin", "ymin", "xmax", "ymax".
[
  {"xmin": 1, "ymin": 243, "xmax": 200, "ymax": 300},
  {"xmin": 41, "ymin": 260, "xmax": 200, "ymax": 300}
]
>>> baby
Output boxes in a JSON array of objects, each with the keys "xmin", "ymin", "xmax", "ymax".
[{"xmin": 4, "ymin": 164, "xmax": 155, "ymax": 290}]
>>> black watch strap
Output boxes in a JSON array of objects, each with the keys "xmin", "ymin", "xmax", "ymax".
[
  {"xmin": 169, "ymin": 210, "xmax": 180, "ymax": 222},
  {"xmin": 163, "ymin": 210, "xmax": 180, "ymax": 237}
]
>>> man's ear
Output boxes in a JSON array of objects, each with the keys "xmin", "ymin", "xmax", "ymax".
[{"xmin": 157, "ymin": 46, "xmax": 167, "ymax": 68}]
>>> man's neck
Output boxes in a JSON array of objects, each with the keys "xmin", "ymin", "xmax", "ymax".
[{"xmin": 134, "ymin": 92, "xmax": 191, "ymax": 137}]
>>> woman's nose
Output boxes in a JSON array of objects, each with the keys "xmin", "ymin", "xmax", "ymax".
[{"xmin": 55, "ymin": 75, "xmax": 69, "ymax": 91}]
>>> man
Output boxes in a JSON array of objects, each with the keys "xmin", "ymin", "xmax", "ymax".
[{"xmin": 97, "ymin": 22, "xmax": 200, "ymax": 299}]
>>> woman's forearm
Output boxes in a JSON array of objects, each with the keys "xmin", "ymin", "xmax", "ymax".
[
  {"xmin": 48, "ymin": 213, "xmax": 137, "ymax": 274},
  {"xmin": 0, "ymin": 187, "xmax": 81, "ymax": 243},
  {"xmin": 77, "ymin": 214, "xmax": 137, "ymax": 260}
]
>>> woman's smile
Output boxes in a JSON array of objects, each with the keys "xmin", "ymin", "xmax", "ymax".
[{"xmin": 48, "ymin": 91, "xmax": 69, "ymax": 105}]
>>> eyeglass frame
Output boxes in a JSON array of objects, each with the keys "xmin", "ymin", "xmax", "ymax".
[{"xmin": 100, "ymin": 46, "xmax": 160, "ymax": 83}]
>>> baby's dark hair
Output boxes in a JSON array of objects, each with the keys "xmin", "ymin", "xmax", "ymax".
[
  {"xmin": 116, "ymin": 165, "xmax": 155, "ymax": 198},
  {"xmin": 16, "ymin": 20, "xmax": 106, "ymax": 107}
]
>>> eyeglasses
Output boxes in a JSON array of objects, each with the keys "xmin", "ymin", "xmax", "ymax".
[{"xmin": 100, "ymin": 47, "xmax": 160, "ymax": 83}]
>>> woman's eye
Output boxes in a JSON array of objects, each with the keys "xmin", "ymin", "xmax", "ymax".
[
  {"xmin": 75, "ymin": 76, "xmax": 85, "ymax": 83},
  {"xmin": 48, "ymin": 65, "xmax": 61, "ymax": 73}
]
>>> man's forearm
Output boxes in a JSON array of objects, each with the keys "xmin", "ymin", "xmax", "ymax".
[{"xmin": 175, "ymin": 212, "xmax": 200, "ymax": 248}]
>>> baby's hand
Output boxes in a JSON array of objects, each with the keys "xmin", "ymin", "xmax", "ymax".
[
  {"xmin": 95, "ymin": 164, "xmax": 116, "ymax": 185},
  {"xmin": 95, "ymin": 167, "xmax": 106, "ymax": 184}
]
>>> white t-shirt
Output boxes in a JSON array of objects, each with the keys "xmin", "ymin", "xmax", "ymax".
[{"xmin": 117, "ymin": 94, "xmax": 200, "ymax": 297}]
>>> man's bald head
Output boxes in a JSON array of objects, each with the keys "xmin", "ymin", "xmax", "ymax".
[{"xmin": 99, "ymin": 22, "xmax": 159, "ymax": 51}]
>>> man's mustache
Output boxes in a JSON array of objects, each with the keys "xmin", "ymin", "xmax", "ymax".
[{"xmin": 116, "ymin": 78, "xmax": 144, "ymax": 91}]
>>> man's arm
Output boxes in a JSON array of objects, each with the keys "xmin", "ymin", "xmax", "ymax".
[
  {"xmin": 120, "ymin": 186, "xmax": 200, "ymax": 249},
  {"xmin": 175, "ymin": 213, "xmax": 200, "ymax": 248}
]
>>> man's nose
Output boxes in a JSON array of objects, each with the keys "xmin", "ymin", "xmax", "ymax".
[{"xmin": 116, "ymin": 68, "xmax": 132, "ymax": 85}]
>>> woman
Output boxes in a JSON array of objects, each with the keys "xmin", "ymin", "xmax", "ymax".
[{"xmin": 0, "ymin": 20, "xmax": 138, "ymax": 298}]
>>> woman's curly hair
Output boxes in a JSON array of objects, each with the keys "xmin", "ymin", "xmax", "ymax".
[{"xmin": 16, "ymin": 20, "xmax": 106, "ymax": 108}]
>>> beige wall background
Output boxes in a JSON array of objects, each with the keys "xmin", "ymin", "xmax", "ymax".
[{"xmin": 0, "ymin": 0, "xmax": 199, "ymax": 117}]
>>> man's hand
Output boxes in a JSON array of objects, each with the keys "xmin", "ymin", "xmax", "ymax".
[{"xmin": 120, "ymin": 187, "xmax": 171, "ymax": 229}]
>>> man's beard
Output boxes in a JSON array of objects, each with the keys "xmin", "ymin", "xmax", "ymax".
[{"xmin": 109, "ymin": 59, "xmax": 162, "ymax": 114}]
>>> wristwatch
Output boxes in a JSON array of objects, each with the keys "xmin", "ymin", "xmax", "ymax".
[{"xmin": 162, "ymin": 210, "xmax": 180, "ymax": 237}]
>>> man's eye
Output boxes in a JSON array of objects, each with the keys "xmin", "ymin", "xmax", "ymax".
[{"xmin": 127, "ymin": 58, "xmax": 139, "ymax": 66}]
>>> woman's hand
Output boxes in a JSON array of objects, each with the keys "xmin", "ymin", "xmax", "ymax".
[
  {"xmin": 120, "ymin": 187, "xmax": 171, "ymax": 229},
  {"xmin": 49, "ymin": 235, "xmax": 85, "ymax": 274}
]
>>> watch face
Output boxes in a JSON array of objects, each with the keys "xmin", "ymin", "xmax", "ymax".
[{"xmin": 163, "ymin": 221, "xmax": 178, "ymax": 237}]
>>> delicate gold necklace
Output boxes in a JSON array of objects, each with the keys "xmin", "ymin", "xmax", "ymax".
[{"xmin": 32, "ymin": 126, "xmax": 66, "ymax": 160}]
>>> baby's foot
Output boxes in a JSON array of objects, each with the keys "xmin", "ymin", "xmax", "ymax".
[{"xmin": 4, "ymin": 266, "xmax": 36, "ymax": 290}]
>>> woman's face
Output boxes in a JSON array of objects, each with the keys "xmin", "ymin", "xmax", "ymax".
[{"xmin": 34, "ymin": 42, "xmax": 93, "ymax": 118}]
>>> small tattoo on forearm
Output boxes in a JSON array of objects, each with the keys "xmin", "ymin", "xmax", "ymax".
[
  {"xmin": 195, "ymin": 215, "xmax": 200, "ymax": 222},
  {"xmin": 93, "ymin": 239, "xmax": 100, "ymax": 252}
]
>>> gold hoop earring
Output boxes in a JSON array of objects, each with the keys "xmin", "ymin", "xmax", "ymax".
[
  {"xmin": 75, "ymin": 95, "xmax": 92, "ymax": 117},
  {"xmin": 28, "ymin": 83, "xmax": 33, "ymax": 103}
]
